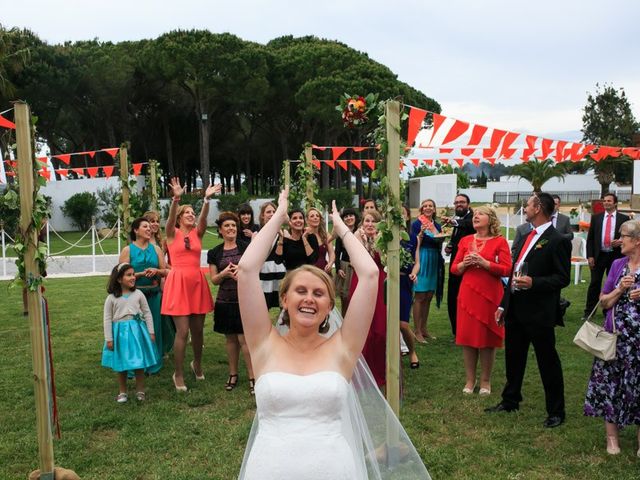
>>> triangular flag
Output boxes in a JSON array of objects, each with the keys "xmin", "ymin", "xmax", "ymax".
[
  {"xmin": 576, "ymin": 144, "xmax": 596, "ymax": 161},
  {"xmin": 487, "ymin": 158, "xmax": 496, "ymax": 166},
  {"xmin": 622, "ymin": 147, "xmax": 640, "ymax": 160},
  {"xmin": 468, "ymin": 124, "xmax": 489, "ymax": 146},
  {"xmin": 555, "ymin": 141, "xmax": 568, "ymax": 162},
  {"xmin": 337, "ymin": 160, "xmax": 348, "ymax": 171},
  {"xmin": 132, "ymin": 163, "xmax": 143, "ymax": 176},
  {"xmin": 439, "ymin": 148, "xmax": 454, "ymax": 154},
  {"xmin": 441, "ymin": 119, "xmax": 469, "ymax": 145},
  {"xmin": 399, "ymin": 161, "xmax": 405, "ymax": 172},
  {"xmin": 540, "ymin": 138, "xmax": 555, "ymax": 159},
  {"xmin": 102, "ymin": 165, "xmax": 115, "ymax": 177},
  {"xmin": 566, "ymin": 143, "xmax": 584, "ymax": 162},
  {"xmin": 37, "ymin": 156, "xmax": 48, "ymax": 164},
  {"xmin": 55, "ymin": 154, "xmax": 71, "ymax": 165},
  {"xmin": 454, "ymin": 158, "xmax": 464, "ymax": 167},
  {"xmin": 498, "ymin": 132, "xmax": 520, "ymax": 159},
  {"xmin": 325, "ymin": 160, "xmax": 336, "ymax": 169},
  {"xmin": 332, "ymin": 147, "xmax": 347, "ymax": 161},
  {"xmin": 311, "ymin": 160, "xmax": 320, "ymax": 169},
  {"xmin": 427, "ymin": 113, "xmax": 447, "ymax": 146},
  {"xmin": 39, "ymin": 168, "xmax": 51, "ymax": 181},
  {"xmin": 471, "ymin": 158, "xmax": 480, "ymax": 166},
  {"xmin": 521, "ymin": 135, "xmax": 538, "ymax": 162},
  {"xmin": 351, "ymin": 159, "xmax": 361, "ymax": 170},
  {"xmin": 410, "ymin": 159, "xmax": 420, "ymax": 166},
  {"xmin": 0, "ymin": 114, "xmax": 15, "ymax": 129},
  {"xmin": 72, "ymin": 168, "xmax": 84, "ymax": 176},
  {"xmin": 364, "ymin": 159, "xmax": 375, "ymax": 170},
  {"xmin": 57, "ymin": 169, "xmax": 68, "ymax": 177},
  {"xmin": 425, "ymin": 159, "xmax": 433, "ymax": 166},
  {"xmin": 440, "ymin": 159, "xmax": 449, "ymax": 165},
  {"xmin": 86, "ymin": 167, "xmax": 99, "ymax": 178},
  {"xmin": 406, "ymin": 106, "xmax": 428, "ymax": 149},
  {"xmin": 482, "ymin": 129, "xmax": 507, "ymax": 158},
  {"xmin": 102, "ymin": 148, "xmax": 119, "ymax": 158},
  {"xmin": 460, "ymin": 148, "xmax": 476, "ymax": 156},
  {"xmin": 88, "ymin": 151, "xmax": 96, "ymax": 158}
]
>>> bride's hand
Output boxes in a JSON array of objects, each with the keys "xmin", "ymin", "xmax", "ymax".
[
  {"xmin": 329, "ymin": 200, "xmax": 348, "ymax": 239},
  {"xmin": 274, "ymin": 187, "xmax": 289, "ymax": 221}
]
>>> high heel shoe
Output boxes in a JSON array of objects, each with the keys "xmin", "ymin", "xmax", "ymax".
[
  {"xmin": 190, "ymin": 361, "xmax": 205, "ymax": 381},
  {"xmin": 172, "ymin": 373, "xmax": 188, "ymax": 392},
  {"xmin": 225, "ymin": 374, "xmax": 239, "ymax": 391},
  {"xmin": 606, "ymin": 435, "xmax": 621, "ymax": 455}
]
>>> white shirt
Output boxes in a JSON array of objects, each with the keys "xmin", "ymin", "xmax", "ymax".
[
  {"xmin": 551, "ymin": 213, "xmax": 558, "ymax": 228},
  {"xmin": 515, "ymin": 220, "xmax": 552, "ymax": 271},
  {"xmin": 600, "ymin": 211, "xmax": 617, "ymax": 251}
]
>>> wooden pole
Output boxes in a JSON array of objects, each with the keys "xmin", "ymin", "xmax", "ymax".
[
  {"xmin": 119, "ymin": 144, "xmax": 130, "ymax": 234},
  {"xmin": 304, "ymin": 144, "xmax": 314, "ymax": 206},
  {"xmin": 15, "ymin": 101, "xmax": 55, "ymax": 479},
  {"xmin": 385, "ymin": 100, "xmax": 401, "ymax": 416},
  {"xmin": 149, "ymin": 159, "xmax": 159, "ymax": 211},
  {"xmin": 284, "ymin": 160, "xmax": 290, "ymax": 190}
]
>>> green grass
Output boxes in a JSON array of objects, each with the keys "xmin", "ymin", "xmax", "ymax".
[{"xmin": 1, "ymin": 271, "xmax": 639, "ymax": 479}]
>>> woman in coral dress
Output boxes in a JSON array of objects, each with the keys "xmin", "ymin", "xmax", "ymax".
[
  {"xmin": 161, "ymin": 178, "xmax": 219, "ymax": 391},
  {"xmin": 451, "ymin": 205, "xmax": 511, "ymax": 396}
]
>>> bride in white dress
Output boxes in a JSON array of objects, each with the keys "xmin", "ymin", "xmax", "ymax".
[{"xmin": 237, "ymin": 188, "xmax": 430, "ymax": 479}]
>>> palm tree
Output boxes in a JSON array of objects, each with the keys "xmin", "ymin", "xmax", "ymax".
[{"xmin": 511, "ymin": 158, "xmax": 566, "ymax": 193}]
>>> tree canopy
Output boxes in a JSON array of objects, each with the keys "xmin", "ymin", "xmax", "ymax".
[{"xmin": 0, "ymin": 26, "xmax": 440, "ymax": 197}]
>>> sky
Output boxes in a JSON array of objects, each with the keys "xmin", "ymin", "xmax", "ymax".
[{"xmin": 2, "ymin": 0, "xmax": 640, "ymax": 141}]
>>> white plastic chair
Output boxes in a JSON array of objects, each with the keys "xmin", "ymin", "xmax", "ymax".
[{"xmin": 571, "ymin": 237, "xmax": 588, "ymax": 285}]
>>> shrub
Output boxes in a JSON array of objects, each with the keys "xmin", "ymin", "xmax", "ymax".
[
  {"xmin": 316, "ymin": 188, "xmax": 356, "ymax": 211},
  {"xmin": 216, "ymin": 189, "xmax": 251, "ymax": 214},
  {"xmin": 97, "ymin": 185, "xmax": 151, "ymax": 227},
  {"xmin": 62, "ymin": 192, "xmax": 99, "ymax": 231},
  {"xmin": 0, "ymin": 186, "xmax": 51, "ymax": 237}
]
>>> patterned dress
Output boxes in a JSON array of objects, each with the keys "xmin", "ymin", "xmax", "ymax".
[{"xmin": 584, "ymin": 257, "xmax": 640, "ymax": 427}]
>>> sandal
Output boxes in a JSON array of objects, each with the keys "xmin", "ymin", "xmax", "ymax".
[
  {"xmin": 116, "ymin": 393, "xmax": 128, "ymax": 404},
  {"xmin": 135, "ymin": 391, "xmax": 146, "ymax": 402},
  {"xmin": 225, "ymin": 374, "xmax": 239, "ymax": 391},
  {"xmin": 249, "ymin": 378, "xmax": 256, "ymax": 396}
]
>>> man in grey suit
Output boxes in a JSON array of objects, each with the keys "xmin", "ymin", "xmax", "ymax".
[{"xmin": 512, "ymin": 194, "xmax": 573, "ymax": 259}]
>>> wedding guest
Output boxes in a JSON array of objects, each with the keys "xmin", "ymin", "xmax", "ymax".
[
  {"xmin": 275, "ymin": 208, "xmax": 319, "ymax": 271},
  {"xmin": 237, "ymin": 203, "xmax": 259, "ymax": 243},
  {"xmin": 584, "ymin": 219, "xmax": 640, "ymax": 455},
  {"xmin": 257, "ymin": 202, "xmax": 286, "ymax": 309},
  {"xmin": 307, "ymin": 206, "xmax": 335, "ymax": 272},
  {"xmin": 334, "ymin": 208, "xmax": 360, "ymax": 316},
  {"xmin": 401, "ymin": 205, "xmax": 420, "ymax": 369}
]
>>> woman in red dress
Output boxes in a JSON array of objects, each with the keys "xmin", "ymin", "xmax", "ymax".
[
  {"xmin": 451, "ymin": 205, "xmax": 511, "ymax": 396},
  {"xmin": 161, "ymin": 178, "xmax": 219, "ymax": 391}
]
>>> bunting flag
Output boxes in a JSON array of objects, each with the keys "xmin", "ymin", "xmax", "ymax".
[
  {"xmin": 86, "ymin": 167, "xmax": 99, "ymax": 178},
  {"xmin": 0, "ymin": 114, "xmax": 15, "ymax": 129},
  {"xmin": 336, "ymin": 160, "xmax": 349, "ymax": 171},
  {"xmin": 72, "ymin": 168, "xmax": 84, "ymax": 176},
  {"xmin": 102, "ymin": 166, "xmax": 115, "ymax": 177},
  {"xmin": 132, "ymin": 163, "xmax": 144, "ymax": 176},
  {"xmin": 406, "ymin": 106, "xmax": 427, "ymax": 149},
  {"xmin": 364, "ymin": 159, "xmax": 376, "ymax": 170},
  {"xmin": 441, "ymin": 119, "xmax": 469, "ymax": 145},
  {"xmin": 311, "ymin": 159, "xmax": 321, "ymax": 169},
  {"xmin": 102, "ymin": 148, "xmax": 119, "ymax": 158},
  {"xmin": 39, "ymin": 168, "xmax": 51, "ymax": 181},
  {"xmin": 57, "ymin": 169, "xmax": 68, "ymax": 178},
  {"xmin": 331, "ymin": 147, "xmax": 348, "ymax": 161},
  {"xmin": 54, "ymin": 154, "xmax": 71, "ymax": 165},
  {"xmin": 325, "ymin": 160, "xmax": 336, "ymax": 169},
  {"xmin": 521, "ymin": 135, "xmax": 538, "ymax": 162},
  {"xmin": 351, "ymin": 159, "xmax": 361, "ymax": 170},
  {"xmin": 410, "ymin": 159, "xmax": 420, "ymax": 167}
]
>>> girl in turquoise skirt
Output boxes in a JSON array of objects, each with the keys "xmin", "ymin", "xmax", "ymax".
[{"xmin": 101, "ymin": 263, "xmax": 159, "ymax": 403}]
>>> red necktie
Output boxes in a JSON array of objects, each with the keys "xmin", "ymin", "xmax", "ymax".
[
  {"xmin": 516, "ymin": 228, "xmax": 537, "ymax": 265},
  {"xmin": 603, "ymin": 214, "xmax": 612, "ymax": 248}
]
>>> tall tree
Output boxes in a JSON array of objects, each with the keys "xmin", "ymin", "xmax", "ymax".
[
  {"xmin": 512, "ymin": 159, "xmax": 566, "ymax": 192},
  {"xmin": 582, "ymin": 84, "xmax": 639, "ymax": 195}
]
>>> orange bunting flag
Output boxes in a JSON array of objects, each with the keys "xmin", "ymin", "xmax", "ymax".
[
  {"xmin": 482, "ymin": 129, "xmax": 507, "ymax": 158},
  {"xmin": 600, "ymin": 146, "xmax": 621, "ymax": 158},
  {"xmin": 364, "ymin": 159, "xmax": 375, "ymax": 170},
  {"xmin": 469, "ymin": 124, "xmax": 489, "ymax": 146},
  {"xmin": 311, "ymin": 159, "xmax": 320, "ymax": 169},
  {"xmin": 440, "ymin": 159, "xmax": 449, "ymax": 165},
  {"xmin": 439, "ymin": 148, "xmax": 454, "ymax": 154},
  {"xmin": 86, "ymin": 167, "xmax": 99, "ymax": 178},
  {"xmin": 102, "ymin": 166, "xmax": 115, "ymax": 177},
  {"xmin": 406, "ymin": 107, "xmax": 428, "ymax": 149},
  {"xmin": 461, "ymin": 148, "xmax": 476, "ymax": 156},
  {"xmin": 540, "ymin": 138, "xmax": 554, "ymax": 159},
  {"xmin": 57, "ymin": 169, "xmax": 68, "ymax": 177},
  {"xmin": 622, "ymin": 147, "xmax": 640, "ymax": 159},
  {"xmin": 498, "ymin": 132, "xmax": 520, "ymax": 159},
  {"xmin": 55, "ymin": 154, "xmax": 71, "ymax": 165},
  {"xmin": 39, "ymin": 168, "xmax": 51, "ymax": 181},
  {"xmin": 428, "ymin": 113, "xmax": 447, "ymax": 146},
  {"xmin": 576, "ymin": 144, "xmax": 596, "ymax": 161},
  {"xmin": 37, "ymin": 156, "xmax": 48, "ymax": 164},
  {"xmin": 487, "ymin": 158, "xmax": 496, "ymax": 166},
  {"xmin": 331, "ymin": 147, "xmax": 347, "ymax": 161},
  {"xmin": 72, "ymin": 168, "xmax": 84, "ymax": 176},
  {"xmin": 0, "ymin": 114, "xmax": 15, "ymax": 129},
  {"xmin": 325, "ymin": 160, "xmax": 336, "ymax": 169},
  {"xmin": 399, "ymin": 161, "xmax": 405, "ymax": 172},
  {"xmin": 521, "ymin": 135, "xmax": 538, "ymax": 162},
  {"xmin": 441, "ymin": 119, "xmax": 470, "ymax": 145},
  {"xmin": 425, "ymin": 159, "xmax": 433, "ymax": 166},
  {"xmin": 102, "ymin": 148, "xmax": 119, "ymax": 158},
  {"xmin": 555, "ymin": 140, "xmax": 567, "ymax": 162},
  {"xmin": 454, "ymin": 158, "xmax": 464, "ymax": 167},
  {"xmin": 566, "ymin": 143, "xmax": 583, "ymax": 162},
  {"xmin": 471, "ymin": 158, "xmax": 481, "ymax": 166},
  {"xmin": 337, "ymin": 160, "xmax": 349, "ymax": 171},
  {"xmin": 410, "ymin": 159, "xmax": 420, "ymax": 166},
  {"xmin": 351, "ymin": 160, "xmax": 361, "ymax": 170},
  {"xmin": 132, "ymin": 163, "xmax": 144, "ymax": 176}
]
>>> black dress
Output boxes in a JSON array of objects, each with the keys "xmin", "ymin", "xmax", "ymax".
[
  {"xmin": 207, "ymin": 243, "xmax": 247, "ymax": 334},
  {"xmin": 282, "ymin": 235, "xmax": 319, "ymax": 271}
]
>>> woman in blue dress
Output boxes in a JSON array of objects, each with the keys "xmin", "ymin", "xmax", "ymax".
[
  {"xmin": 410, "ymin": 199, "xmax": 444, "ymax": 343},
  {"xmin": 119, "ymin": 217, "xmax": 168, "ymax": 373}
]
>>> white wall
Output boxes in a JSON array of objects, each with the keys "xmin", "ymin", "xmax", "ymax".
[{"xmin": 408, "ymin": 174, "xmax": 457, "ymax": 208}]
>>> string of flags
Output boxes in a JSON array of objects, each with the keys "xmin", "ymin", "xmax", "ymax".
[{"xmin": 2, "ymin": 156, "xmax": 147, "ymax": 182}]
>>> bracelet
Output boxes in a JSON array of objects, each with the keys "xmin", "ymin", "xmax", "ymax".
[{"xmin": 172, "ymin": 197, "xmax": 180, "ymax": 202}]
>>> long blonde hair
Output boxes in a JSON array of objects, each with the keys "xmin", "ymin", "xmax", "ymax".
[
  {"xmin": 307, "ymin": 207, "xmax": 328, "ymax": 244},
  {"xmin": 143, "ymin": 210, "xmax": 164, "ymax": 246}
]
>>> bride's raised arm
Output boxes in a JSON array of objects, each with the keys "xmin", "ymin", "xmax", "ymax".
[
  {"xmin": 237, "ymin": 188, "xmax": 288, "ymax": 353},
  {"xmin": 329, "ymin": 201, "xmax": 379, "ymax": 361}
]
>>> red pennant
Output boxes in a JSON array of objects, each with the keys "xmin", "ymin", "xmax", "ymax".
[
  {"xmin": 55, "ymin": 154, "xmax": 71, "ymax": 165},
  {"xmin": 331, "ymin": 147, "xmax": 347, "ymax": 161},
  {"xmin": 441, "ymin": 119, "xmax": 469, "ymax": 145},
  {"xmin": 326, "ymin": 160, "xmax": 336, "ymax": 169},
  {"xmin": 72, "ymin": 168, "xmax": 84, "ymax": 176},
  {"xmin": 102, "ymin": 166, "xmax": 115, "ymax": 177},
  {"xmin": 37, "ymin": 156, "xmax": 48, "ymax": 164},
  {"xmin": 311, "ymin": 160, "xmax": 320, "ymax": 169},
  {"xmin": 410, "ymin": 159, "xmax": 420, "ymax": 166},
  {"xmin": 566, "ymin": 143, "xmax": 584, "ymax": 162},
  {"xmin": 425, "ymin": 159, "xmax": 433, "ymax": 166},
  {"xmin": 468, "ymin": 124, "xmax": 489, "ymax": 146},
  {"xmin": 555, "ymin": 140, "xmax": 568, "ymax": 162},
  {"xmin": 351, "ymin": 160, "xmax": 361, "ymax": 170},
  {"xmin": 471, "ymin": 158, "xmax": 480, "ymax": 166},
  {"xmin": 352, "ymin": 147, "xmax": 367, "ymax": 152},
  {"xmin": 132, "ymin": 163, "xmax": 143, "ymax": 176},
  {"xmin": 622, "ymin": 147, "xmax": 640, "ymax": 160},
  {"xmin": 39, "ymin": 168, "xmax": 51, "ymax": 181},
  {"xmin": 440, "ymin": 159, "xmax": 449, "ymax": 165},
  {"xmin": 520, "ymin": 135, "xmax": 538, "ymax": 162},
  {"xmin": 454, "ymin": 158, "xmax": 464, "ymax": 167},
  {"xmin": 86, "ymin": 167, "xmax": 99, "ymax": 178},
  {"xmin": 399, "ymin": 161, "xmax": 405, "ymax": 172},
  {"xmin": 57, "ymin": 169, "xmax": 68, "ymax": 177},
  {"xmin": 364, "ymin": 159, "xmax": 375, "ymax": 170},
  {"xmin": 487, "ymin": 158, "xmax": 496, "ymax": 166},
  {"xmin": 427, "ymin": 113, "xmax": 447, "ymax": 146},
  {"xmin": 576, "ymin": 144, "xmax": 596, "ymax": 161},
  {"xmin": 482, "ymin": 129, "xmax": 507, "ymax": 158},
  {"xmin": 601, "ymin": 146, "xmax": 621, "ymax": 158},
  {"xmin": 540, "ymin": 138, "xmax": 554, "ymax": 159},
  {"xmin": 460, "ymin": 148, "xmax": 476, "ymax": 156},
  {"xmin": 4, "ymin": 159, "xmax": 16, "ymax": 168},
  {"xmin": 439, "ymin": 148, "xmax": 454, "ymax": 154},
  {"xmin": 498, "ymin": 132, "xmax": 520, "ymax": 159},
  {"xmin": 337, "ymin": 160, "xmax": 348, "ymax": 171},
  {"xmin": 102, "ymin": 148, "xmax": 119, "ymax": 158},
  {"xmin": 406, "ymin": 107, "xmax": 427, "ymax": 148},
  {"xmin": 0, "ymin": 114, "xmax": 16, "ymax": 129}
]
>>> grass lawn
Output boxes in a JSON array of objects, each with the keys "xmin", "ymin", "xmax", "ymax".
[{"xmin": 1, "ymin": 271, "xmax": 639, "ymax": 479}]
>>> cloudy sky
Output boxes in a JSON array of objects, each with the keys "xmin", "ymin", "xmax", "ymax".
[{"xmin": 3, "ymin": 0, "xmax": 639, "ymax": 140}]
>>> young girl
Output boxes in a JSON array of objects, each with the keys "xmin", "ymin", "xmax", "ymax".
[{"xmin": 101, "ymin": 263, "xmax": 159, "ymax": 403}]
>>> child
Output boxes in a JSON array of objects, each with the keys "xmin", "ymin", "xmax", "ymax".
[{"xmin": 101, "ymin": 263, "xmax": 159, "ymax": 403}]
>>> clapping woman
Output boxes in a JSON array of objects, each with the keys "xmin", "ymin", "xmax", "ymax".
[
  {"xmin": 584, "ymin": 219, "xmax": 640, "ymax": 455},
  {"xmin": 161, "ymin": 178, "xmax": 219, "ymax": 391}
]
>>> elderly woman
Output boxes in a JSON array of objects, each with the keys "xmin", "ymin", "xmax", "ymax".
[
  {"xmin": 208, "ymin": 212, "xmax": 253, "ymax": 393},
  {"xmin": 451, "ymin": 206, "xmax": 511, "ymax": 395},
  {"xmin": 119, "ymin": 217, "xmax": 168, "ymax": 373},
  {"xmin": 584, "ymin": 219, "xmax": 640, "ymax": 456},
  {"xmin": 161, "ymin": 178, "xmax": 219, "ymax": 391}
]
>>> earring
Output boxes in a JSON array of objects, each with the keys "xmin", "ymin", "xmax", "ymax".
[
  {"xmin": 319, "ymin": 315, "xmax": 330, "ymax": 333},
  {"xmin": 280, "ymin": 309, "xmax": 289, "ymax": 325}
]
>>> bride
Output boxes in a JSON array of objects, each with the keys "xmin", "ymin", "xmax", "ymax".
[{"xmin": 237, "ymin": 188, "xmax": 430, "ymax": 479}]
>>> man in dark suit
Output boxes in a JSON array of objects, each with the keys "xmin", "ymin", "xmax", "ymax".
[
  {"xmin": 583, "ymin": 193, "xmax": 629, "ymax": 317},
  {"xmin": 443, "ymin": 194, "xmax": 475, "ymax": 335},
  {"xmin": 486, "ymin": 192, "xmax": 571, "ymax": 428}
]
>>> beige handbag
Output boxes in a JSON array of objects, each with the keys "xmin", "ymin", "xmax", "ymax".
[{"xmin": 573, "ymin": 301, "xmax": 618, "ymax": 361}]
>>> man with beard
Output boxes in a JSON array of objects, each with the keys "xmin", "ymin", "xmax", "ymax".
[{"xmin": 443, "ymin": 194, "xmax": 475, "ymax": 336}]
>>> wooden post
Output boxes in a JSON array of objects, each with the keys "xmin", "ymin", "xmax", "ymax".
[
  {"xmin": 284, "ymin": 160, "xmax": 291, "ymax": 190},
  {"xmin": 15, "ymin": 101, "xmax": 55, "ymax": 479},
  {"xmin": 119, "ymin": 144, "xmax": 130, "ymax": 234},
  {"xmin": 149, "ymin": 159, "xmax": 159, "ymax": 211},
  {"xmin": 385, "ymin": 100, "xmax": 401, "ymax": 416},
  {"xmin": 304, "ymin": 144, "xmax": 314, "ymax": 205}
]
